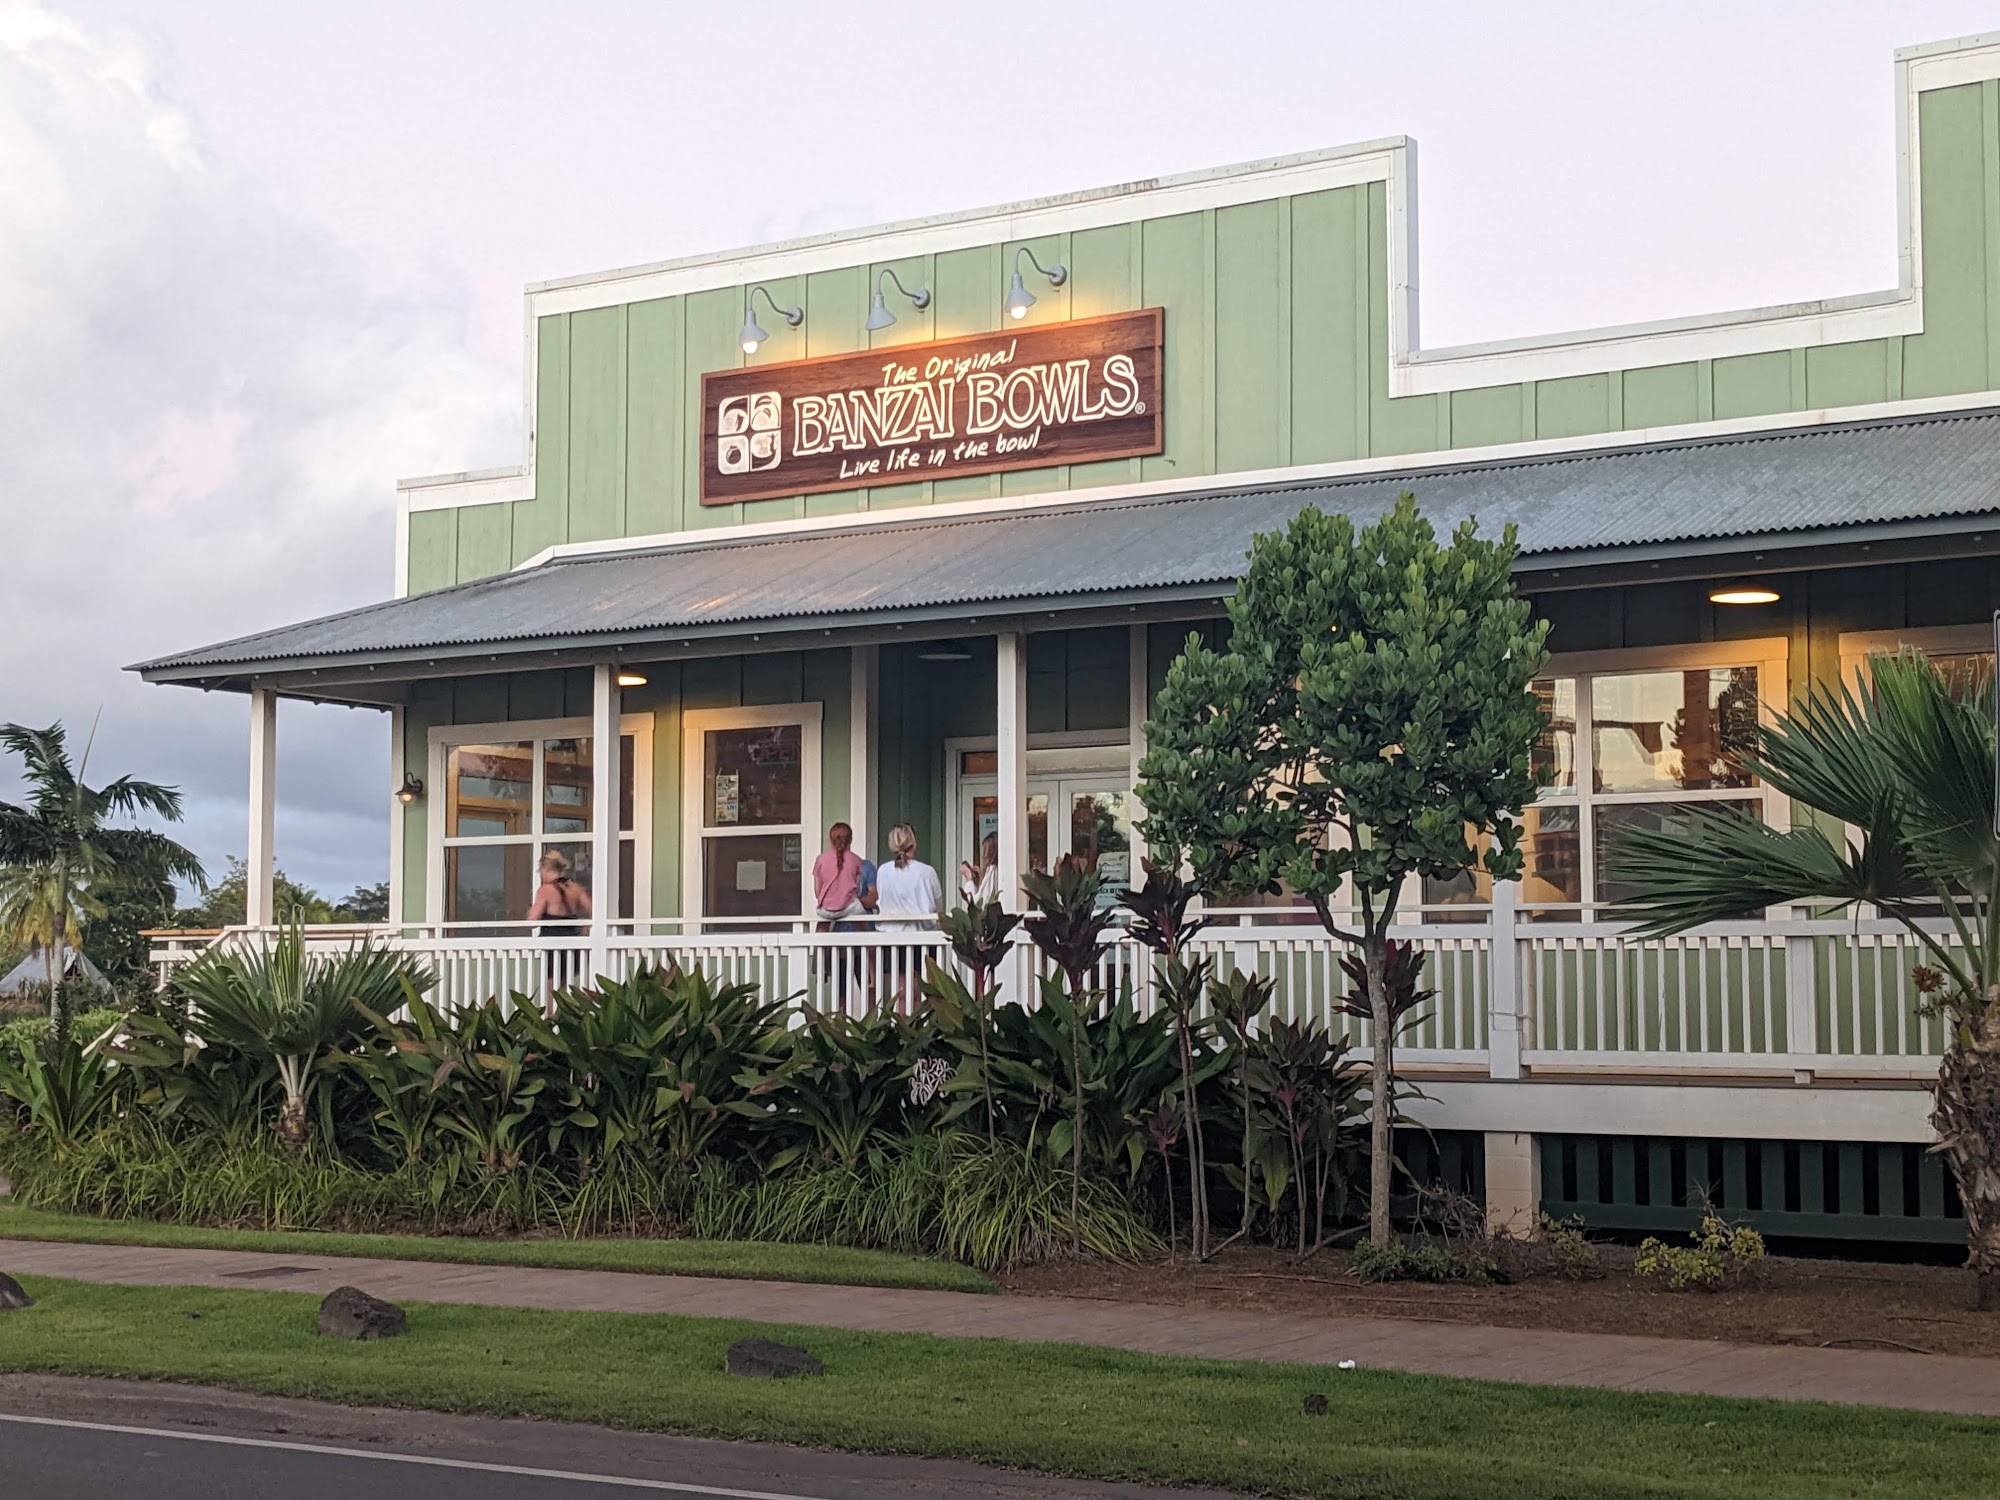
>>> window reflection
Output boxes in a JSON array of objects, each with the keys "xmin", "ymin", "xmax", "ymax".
[{"xmin": 1591, "ymin": 668, "xmax": 1759, "ymax": 793}]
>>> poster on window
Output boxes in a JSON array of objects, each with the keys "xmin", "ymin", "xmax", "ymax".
[
  {"xmin": 714, "ymin": 773, "xmax": 739, "ymax": 825},
  {"xmin": 781, "ymin": 834, "xmax": 801, "ymax": 872}
]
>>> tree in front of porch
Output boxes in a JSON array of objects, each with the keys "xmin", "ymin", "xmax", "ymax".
[
  {"xmin": 1136, "ymin": 494, "xmax": 1551, "ymax": 1249},
  {"xmin": 1611, "ymin": 650, "xmax": 2000, "ymax": 1312}
]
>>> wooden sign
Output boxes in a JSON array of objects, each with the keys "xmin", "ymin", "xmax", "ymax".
[{"xmin": 699, "ymin": 308, "xmax": 1164, "ymax": 506}]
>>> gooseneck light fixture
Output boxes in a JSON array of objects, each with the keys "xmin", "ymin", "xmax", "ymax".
[
  {"xmin": 395, "ymin": 772, "xmax": 425, "ymax": 805},
  {"xmin": 866, "ymin": 267, "xmax": 931, "ymax": 332},
  {"xmin": 739, "ymin": 285, "xmax": 803, "ymax": 355},
  {"xmin": 1005, "ymin": 245, "xmax": 1067, "ymax": 320}
]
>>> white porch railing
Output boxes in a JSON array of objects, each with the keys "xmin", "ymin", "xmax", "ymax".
[{"xmin": 149, "ymin": 901, "xmax": 1953, "ymax": 1082}]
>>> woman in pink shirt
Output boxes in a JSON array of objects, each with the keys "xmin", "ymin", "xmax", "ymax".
[{"xmin": 812, "ymin": 821, "xmax": 865, "ymax": 923}]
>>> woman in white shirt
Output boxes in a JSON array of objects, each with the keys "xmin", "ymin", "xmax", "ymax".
[
  {"xmin": 874, "ymin": 823, "xmax": 944, "ymax": 930},
  {"xmin": 873, "ymin": 823, "xmax": 942, "ymax": 1009}
]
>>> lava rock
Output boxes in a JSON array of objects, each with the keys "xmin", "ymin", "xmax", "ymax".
[
  {"xmin": 1302, "ymin": 1392, "xmax": 1328, "ymax": 1416},
  {"xmin": 725, "ymin": 1336, "xmax": 824, "ymax": 1378},
  {"xmin": 0, "ymin": 1273, "xmax": 33, "ymax": 1311},
  {"xmin": 316, "ymin": 1286, "xmax": 407, "ymax": 1340}
]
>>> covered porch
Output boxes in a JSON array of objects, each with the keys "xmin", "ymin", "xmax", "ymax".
[{"xmin": 134, "ymin": 406, "xmax": 2000, "ymax": 1218}]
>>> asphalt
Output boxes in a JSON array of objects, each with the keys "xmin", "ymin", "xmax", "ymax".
[
  {"xmin": 5, "ymin": 1237, "xmax": 2000, "ymax": 1415},
  {"xmin": 0, "ymin": 1373, "xmax": 1235, "ymax": 1500}
]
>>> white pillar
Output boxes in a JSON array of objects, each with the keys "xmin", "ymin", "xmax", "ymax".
[
  {"xmin": 246, "ymin": 688, "xmax": 277, "ymax": 928},
  {"xmin": 1484, "ymin": 1131, "xmax": 1542, "ymax": 1237},
  {"xmin": 1127, "ymin": 623, "xmax": 1149, "ymax": 878},
  {"xmin": 1487, "ymin": 879, "xmax": 1523, "ymax": 1080},
  {"xmin": 996, "ymin": 631, "xmax": 1029, "ymax": 912},
  {"xmin": 386, "ymin": 705, "xmax": 406, "ymax": 932},
  {"xmin": 590, "ymin": 665, "xmax": 622, "ymax": 973},
  {"xmin": 849, "ymin": 644, "xmax": 878, "ymax": 858}
]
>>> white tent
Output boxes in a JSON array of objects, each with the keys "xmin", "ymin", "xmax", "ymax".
[{"xmin": 0, "ymin": 945, "xmax": 108, "ymax": 997}]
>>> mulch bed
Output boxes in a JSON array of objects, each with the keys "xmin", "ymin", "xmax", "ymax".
[{"xmin": 1001, "ymin": 1244, "xmax": 2000, "ymax": 1358}]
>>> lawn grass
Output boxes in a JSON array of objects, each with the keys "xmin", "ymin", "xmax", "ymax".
[
  {"xmin": 0, "ymin": 1276, "xmax": 1991, "ymax": 1500},
  {"xmin": 0, "ymin": 1203, "xmax": 992, "ymax": 1293}
]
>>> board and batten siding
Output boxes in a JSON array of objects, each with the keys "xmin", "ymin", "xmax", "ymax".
[{"xmin": 406, "ymin": 82, "xmax": 2000, "ymax": 594}]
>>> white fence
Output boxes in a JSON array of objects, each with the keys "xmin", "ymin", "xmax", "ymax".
[{"xmin": 149, "ymin": 898, "xmax": 1953, "ymax": 1083}]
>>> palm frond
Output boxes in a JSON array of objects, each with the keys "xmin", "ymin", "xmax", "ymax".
[{"xmin": 1610, "ymin": 807, "xmax": 1874, "ymax": 937}]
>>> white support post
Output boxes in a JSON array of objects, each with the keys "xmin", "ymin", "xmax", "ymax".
[
  {"xmin": 1127, "ymin": 623, "xmax": 1148, "ymax": 878},
  {"xmin": 386, "ymin": 705, "xmax": 406, "ymax": 934},
  {"xmin": 1483, "ymin": 1131, "xmax": 1542, "ymax": 1237},
  {"xmin": 1784, "ymin": 904, "xmax": 1818, "ymax": 1083},
  {"xmin": 246, "ymin": 688, "xmax": 277, "ymax": 929},
  {"xmin": 996, "ymin": 631, "xmax": 1029, "ymax": 913},
  {"xmin": 849, "ymin": 644, "xmax": 878, "ymax": 859},
  {"xmin": 1487, "ymin": 880, "xmax": 1523, "ymax": 1080},
  {"xmin": 590, "ymin": 664, "xmax": 622, "ymax": 982}
]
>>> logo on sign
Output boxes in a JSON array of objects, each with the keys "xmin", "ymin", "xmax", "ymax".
[{"xmin": 718, "ymin": 391, "xmax": 782, "ymax": 475}]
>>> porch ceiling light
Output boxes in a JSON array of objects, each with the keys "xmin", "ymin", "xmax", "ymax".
[
  {"xmin": 616, "ymin": 670, "xmax": 649, "ymax": 687},
  {"xmin": 1709, "ymin": 579, "xmax": 1782, "ymax": 606},
  {"xmin": 866, "ymin": 267, "xmax": 931, "ymax": 332},
  {"xmin": 918, "ymin": 639, "xmax": 974, "ymax": 661},
  {"xmin": 739, "ymin": 285, "xmax": 803, "ymax": 355},
  {"xmin": 395, "ymin": 772, "xmax": 425, "ymax": 805},
  {"xmin": 1005, "ymin": 245, "xmax": 1067, "ymax": 320}
]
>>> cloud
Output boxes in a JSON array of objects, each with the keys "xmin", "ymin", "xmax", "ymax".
[{"xmin": 0, "ymin": 3, "xmax": 516, "ymax": 897}]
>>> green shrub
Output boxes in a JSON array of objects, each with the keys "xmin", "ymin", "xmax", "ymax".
[
  {"xmin": 1635, "ymin": 1211, "xmax": 1767, "ymax": 1291},
  {"xmin": 1350, "ymin": 1238, "xmax": 1498, "ymax": 1284}
]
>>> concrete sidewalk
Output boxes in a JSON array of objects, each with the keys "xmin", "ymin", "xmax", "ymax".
[{"xmin": 4, "ymin": 1236, "xmax": 1998, "ymax": 1417}]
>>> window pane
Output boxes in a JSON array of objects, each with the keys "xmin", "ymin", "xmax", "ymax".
[
  {"xmin": 447, "ymin": 743, "xmax": 532, "ymax": 837},
  {"xmin": 1591, "ymin": 668, "xmax": 1759, "ymax": 793},
  {"xmin": 703, "ymin": 832, "xmax": 804, "ymax": 919},
  {"xmin": 541, "ymin": 840, "xmax": 595, "ymax": 904},
  {"xmin": 1535, "ymin": 677, "xmax": 1577, "ymax": 793},
  {"xmin": 703, "ymin": 724, "xmax": 803, "ymax": 829},
  {"xmin": 1932, "ymin": 651, "xmax": 1995, "ymax": 699},
  {"xmin": 961, "ymin": 750, "xmax": 997, "ymax": 776},
  {"xmin": 1420, "ymin": 804, "xmax": 1582, "ymax": 916},
  {"xmin": 618, "ymin": 836, "xmax": 635, "ymax": 921},
  {"xmin": 445, "ymin": 843, "xmax": 532, "ymax": 924},
  {"xmin": 543, "ymin": 737, "xmax": 592, "ymax": 835},
  {"xmin": 1070, "ymin": 791, "xmax": 1131, "ymax": 889},
  {"xmin": 1027, "ymin": 793, "xmax": 1049, "ymax": 876},
  {"xmin": 1593, "ymin": 797, "xmax": 1761, "ymax": 906}
]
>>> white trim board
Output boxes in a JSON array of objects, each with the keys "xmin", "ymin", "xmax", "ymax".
[{"xmin": 389, "ymin": 31, "xmax": 2000, "ymax": 591}]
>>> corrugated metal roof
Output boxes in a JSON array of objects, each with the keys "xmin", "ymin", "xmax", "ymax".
[{"xmin": 137, "ymin": 408, "xmax": 2000, "ymax": 677}]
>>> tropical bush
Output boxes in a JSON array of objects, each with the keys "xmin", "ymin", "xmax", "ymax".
[
  {"xmin": 1635, "ymin": 1211, "xmax": 1767, "ymax": 1292},
  {"xmin": 0, "ymin": 899, "xmax": 1379, "ymax": 1269}
]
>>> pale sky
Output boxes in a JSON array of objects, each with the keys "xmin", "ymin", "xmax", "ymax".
[{"xmin": 1, "ymin": 1, "xmax": 1992, "ymax": 897}]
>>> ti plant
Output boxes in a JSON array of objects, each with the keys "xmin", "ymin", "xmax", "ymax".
[
  {"xmin": 1022, "ymin": 860, "xmax": 1118, "ymax": 1247},
  {"xmin": 1120, "ymin": 859, "xmax": 1220, "ymax": 1257},
  {"xmin": 927, "ymin": 897, "xmax": 1021, "ymax": 1137},
  {"xmin": 1208, "ymin": 965, "xmax": 1275, "ymax": 1246}
]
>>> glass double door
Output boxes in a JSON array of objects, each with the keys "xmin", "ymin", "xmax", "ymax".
[{"xmin": 963, "ymin": 776, "xmax": 1132, "ymax": 891}]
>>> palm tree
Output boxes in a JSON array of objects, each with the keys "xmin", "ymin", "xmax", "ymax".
[
  {"xmin": 0, "ymin": 721, "xmax": 206, "ymax": 1022},
  {"xmin": 1610, "ymin": 651, "xmax": 2000, "ymax": 1311},
  {"xmin": 172, "ymin": 920, "xmax": 431, "ymax": 1146}
]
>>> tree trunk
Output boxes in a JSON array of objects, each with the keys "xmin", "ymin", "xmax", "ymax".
[
  {"xmin": 1366, "ymin": 934, "xmax": 1394, "ymax": 1249},
  {"xmin": 1069, "ymin": 1002, "xmax": 1084, "ymax": 1253},
  {"xmin": 277, "ymin": 1092, "xmax": 308, "ymax": 1149},
  {"xmin": 1933, "ymin": 1025, "xmax": 2000, "ymax": 1312}
]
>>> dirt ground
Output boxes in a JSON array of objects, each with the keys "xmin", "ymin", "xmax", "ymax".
[{"xmin": 1001, "ymin": 1244, "xmax": 2000, "ymax": 1359}]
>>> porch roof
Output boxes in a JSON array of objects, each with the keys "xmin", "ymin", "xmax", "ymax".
[{"xmin": 135, "ymin": 405, "xmax": 2000, "ymax": 695}]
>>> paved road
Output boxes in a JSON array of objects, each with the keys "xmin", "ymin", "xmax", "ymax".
[
  {"xmin": 7, "ymin": 1237, "xmax": 2000, "ymax": 1415},
  {"xmin": 0, "ymin": 1373, "xmax": 1235, "ymax": 1500}
]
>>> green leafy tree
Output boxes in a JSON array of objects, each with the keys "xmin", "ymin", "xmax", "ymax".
[
  {"xmin": 0, "ymin": 722, "xmax": 205, "ymax": 1026},
  {"xmin": 1612, "ymin": 651, "xmax": 2000, "ymax": 1311},
  {"xmin": 1136, "ymin": 495, "xmax": 1549, "ymax": 1247},
  {"xmin": 175, "ymin": 856, "xmax": 337, "ymax": 927}
]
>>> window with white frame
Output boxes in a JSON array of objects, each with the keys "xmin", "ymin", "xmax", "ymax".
[
  {"xmin": 1839, "ymin": 623, "xmax": 1995, "ymax": 696},
  {"xmin": 1425, "ymin": 640, "xmax": 1789, "ymax": 913},
  {"xmin": 432, "ymin": 719, "xmax": 648, "ymax": 927},
  {"xmin": 682, "ymin": 704, "xmax": 821, "ymax": 925}
]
